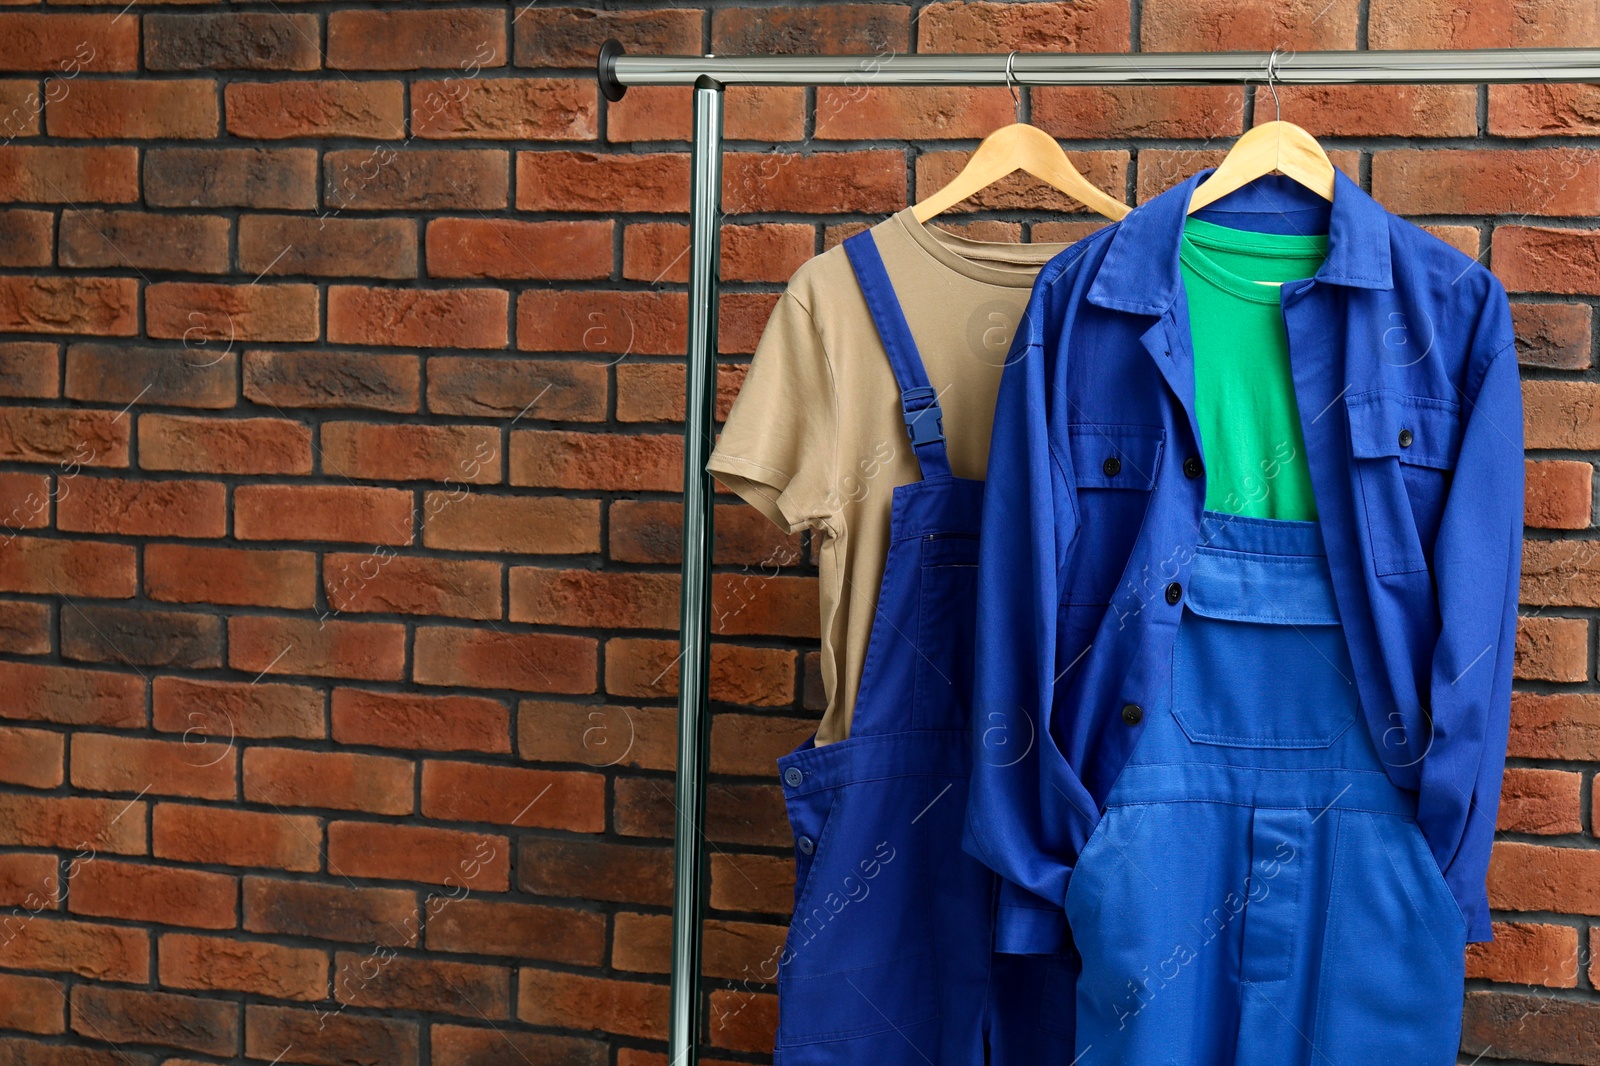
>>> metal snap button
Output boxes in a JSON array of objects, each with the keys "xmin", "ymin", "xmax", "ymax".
[
  {"xmin": 783, "ymin": 766, "xmax": 804, "ymax": 788},
  {"xmin": 1103, "ymin": 456, "xmax": 1122, "ymax": 477},
  {"xmin": 797, "ymin": 835, "xmax": 815, "ymax": 855},
  {"xmin": 1165, "ymin": 582, "xmax": 1182, "ymax": 605},
  {"xmin": 1398, "ymin": 428, "xmax": 1414, "ymax": 448},
  {"xmin": 1121, "ymin": 703, "xmax": 1143, "ymax": 725},
  {"xmin": 1184, "ymin": 456, "xmax": 1203, "ymax": 479}
]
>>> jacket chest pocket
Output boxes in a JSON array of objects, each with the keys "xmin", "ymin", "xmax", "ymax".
[
  {"xmin": 1345, "ymin": 390, "xmax": 1461, "ymax": 578},
  {"xmin": 1056, "ymin": 423, "xmax": 1165, "ymax": 606}
]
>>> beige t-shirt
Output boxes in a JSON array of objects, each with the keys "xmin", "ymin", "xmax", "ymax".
[{"xmin": 708, "ymin": 210, "xmax": 1074, "ymax": 745}]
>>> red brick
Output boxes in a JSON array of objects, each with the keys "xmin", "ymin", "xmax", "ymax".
[
  {"xmin": 333, "ymin": 951, "xmax": 510, "ymax": 1018},
  {"xmin": 814, "ymin": 85, "xmax": 1013, "ymax": 140},
  {"xmin": 1034, "ymin": 86, "xmax": 1243, "ymax": 140},
  {"xmin": 610, "ymin": 500, "xmax": 801, "ymax": 568},
  {"xmin": 0, "ymin": 407, "xmax": 127, "ymax": 465},
  {"xmin": 0, "ymin": 537, "xmax": 137, "ymax": 599},
  {"xmin": 422, "ymin": 492, "xmax": 599, "ymax": 554},
  {"xmin": 0, "ymin": 917, "xmax": 148, "ymax": 982},
  {"xmin": 244, "ymin": 747, "xmax": 414, "ymax": 815},
  {"xmin": 328, "ymin": 285, "xmax": 507, "ymax": 349},
  {"xmin": 725, "ymin": 150, "xmax": 905, "ymax": 215},
  {"xmin": 0, "ymin": 661, "xmax": 143, "ymax": 728},
  {"xmin": 154, "ymin": 803, "xmax": 321, "ymax": 872},
  {"xmin": 244, "ymin": 877, "xmax": 419, "ymax": 948},
  {"xmin": 235, "ymin": 484, "xmax": 414, "ymax": 545},
  {"xmin": 57, "ymin": 476, "xmax": 225, "ymax": 538},
  {"xmin": 426, "ymin": 356, "xmax": 607, "ymax": 420},
  {"xmin": 1524, "ymin": 381, "xmax": 1600, "ymax": 450},
  {"xmin": 606, "ymin": 85, "xmax": 806, "ymax": 143},
  {"xmin": 325, "ymin": 148, "xmax": 508, "ymax": 212},
  {"xmin": 616, "ymin": 362, "xmax": 742, "ymax": 423},
  {"xmin": 916, "ymin": 149, "xmax": 1127, "ymax": 213},
  {"xmin": 146, "ymin": 282, "xmax": 319, "ymax": 343},
  {"xmin": 325, "ymin": 552, "xmax": 500, "ymax": 620},
  {"xmin": 1466, "ymin": 922, "xmax": 1581, "ymax": 987},
  {"xmin": 71, "ymin": 733, "xmax": 235, "ymax": 800},
  {"xmin": 0, "ymin": 472, "xmax": 48, "ymax": 534},
  {"xmin": 509, "ymin": 430, "xmax": 682, "ymax": 491},
  {"xmin": 1513, "ymin": 302, "xmax": 1592, "ymax": 369},
  {"xmin": 1488, "ymin": 840, "xmax": 1600, "ymax": 914},
  {"xmin": 1371, "ymin": 0, "xmax": 1600, "ymax": 48},
  {"xmin": 326, "ymin": 822, "xmax": 508, "ymax": 891},
  {"xmin": 511, "ymin": 569, "xmax": 677, "ymax": 629},
  {"xmin": 146, "ymin": 146, "xmax": 317, "ymax": 210},
  {"xmin": 1255, "ymin": 84, "xmax": 1477, "ymax": 137},
  {"xmin": 146, "ymin": 11, "xmax": 321, "ymax": 70},
  {"xmin": 1516, "ymin": 616, "xmax": 1589, "ymax": 683},
  {"xmin": 614, "ymin": 776, "xmax": 786, "ymax": 848},
  {"xmin": 245, "ymin": 1005, "xmax": 419, "ymax": 1066},
  {"xmin": 146, "ymin": 544, "xmax": 316, "ymax": 609},
  {"xmin": 0, "ymin": 1038, "xmax": 143, "ymax": 1066},
  {"xmin": 326, "ymin": 8, "xmax": 505, "ymax": 71},
  {"xmin": 59, "ymin": 209, "xmax": 230, "ymax": 273},
  {"xmin": 0, "ymin": 208, "xmax": 49, "ymax": 266},
  {"xmin": 321, "ymin": 422, "xmax": 500, "ymax": 484},
  {"xmin": 0, "ymin": 342, "xmax": 58, "ymax": 399},
  {"xmin": 0, "ymin": 84, "xmax": 40, "ymax": 143},
  {"xmin": 0, "ymin": 598, "xmax": 49, "ymax": 655},
  {"xmin": 61, "ymin": 603, "xmax": 221, "ymax": 670},
  {"xmin": 426, "ymin": 899, "xmax": 605, "ymax": 965},
  {"xmin": 516, "ymin": 290, "xmax": 685, "ymax": 355},
  {"xmin": 72, "ymin": 985, "xmax": 237, "ymax": 1057},
  {"xmin": 239, "ymin": 215, "xmax": 417, "ymax": 279},
  {"xmin": 1523, "ymin": 540, "xmax": 1600, "ymax": 609},
  {"xmin": 0, "ymin": 14, "xmax": 138, "ymax": 72},
  {"xmin": 0, "ymin": 973, "xmax": 63, "ymax": 1035},
  {"xmin": 227, "ymin": 80, "xmax": 405, "ymax": 140},
  {"xmin": 710, "ymin": 851, "xmax": 793, "ymax": 915},
  {"xmin": 49, "ymin": 79, "xmax": 216, "ymax": 139},
  {"xmin": 160, "ymin": 932, "xmax": 327, "ymax": 1001},
  {"xmin": 413, "ymin": 76, "xmax": 594, "ymax": 140},
  {"xmin": 0, "ymin": 726, "xmax": 61, "ymax": 788},
  {"xmin": 513, "ymin": 7, "xmax": 701, "ymax": 67},
  {"xmin": 1461, "ymin": 991, "xmax": 1600, "ymax": 1064},
  {"xmin": 613, "ymin": 914, "xmax": 783, "ymax": 981},
  {"xmin": 1510, "ymin": 693, "xmax": 1600, "ymax": 760},
  {"xmin": 154, "ymin": 676, "xmax": 324, "ymax": 741},
  {"xmin": 606, "ymin": 638, "xmax": 794, "ymax": 706},
  {"xmin": 1375, "ymin": 150, "xmax": 1600, "ymax": 217},
  {"xmin": 518, "ymin": 699, "xmax": 676, "ymax": 772},
  {"xmin": 228, "ymin": 615, "xmax": 407, "ymax": 682},
  {"xmin": 1526, "ymin": 459, "xmax": 1593, "ymax": 529},
  {"xmin": 65, "ymin": 342, "xmax": 235, "ymax": 408},
  {"xmin": 1492, "ymin": 84, "xmax": 1600, "ymax": 137},
  {"xmin": 517, "ymin": 837, "xmax": 670, "ymax": 905},
  {"xmin": 427, "ymin": 218, "xmax": 611, "ymax": 281},
  {"xmin": 708, "ymin": 987, "xmax": 776, "ymax": 1053},
  {"xmin": 918, "ymin": 1, "xmax": 1128, "ymax": 52},
  {"xmin": 332, "ymin": 688, "xmax": 510, "ymax": 754},
  {"xmin": 1142, "ymin": 0, "xmax": 1356, "ymax": 49},
  {"xmin": 517, "ymin": 968, "xmax": 667, "ymax": 1041},
  {"xmin": 0, "ymin": 276, "xmax": 136, "ymax": 335},
  {"xmin": 0, "ymin": 852, "xmax": 58, "ymax": 910},
  {"xmin": 0, "ymin": 145, "xmax": 138, "ymax": 203},
  {"xmin": 1497, "ymin": 768, "xmax": 1584, "ymax": 835},
  {"xmin": 432, "ymin": 1024, "xmax": 607, "ymax": 1066},
  {"xmin": 1496, "ymin": 226, "xmax": 1600, "ymax": 295},
  {"xmin": 244, "ymin": 349, "xmax": 421, "ymax": 412},
  {"xmin": 517, "ymin": 150, "xmax": 689, "ymax": 213},
  {"xmin": 623, "ymin": 223, "xmax": 813, "ymax": 286},
  {"xmin": 712, "ymin": 4, "xmax": 907, "ymax": 53},
  {"xmin": 413, "ymin": 625, "xmax": 597, "ymax": 694},
  {"xmin": 420, "ymin": 760, "xmax": 603, "ymax": 830},
  {"xmin": 69, "ymin": 860, "xmax": 237, "ymax": 929}
]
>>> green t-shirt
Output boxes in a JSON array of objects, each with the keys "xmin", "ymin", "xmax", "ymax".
[{"xmin": 1179, "ymin": 217, "xmax": 1328, "ymax": 520}]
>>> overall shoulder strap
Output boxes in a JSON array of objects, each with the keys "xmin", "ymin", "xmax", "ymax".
[{"xmin": 842, "ymin": 230, "xmax": 953, "ymax": 479}]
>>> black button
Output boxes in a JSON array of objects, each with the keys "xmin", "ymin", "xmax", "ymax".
[
  {"xmin": 1165, "ymin": 582, "xmax": 1182, "ymax": 605},
  {"xmin": 1103, "ymin": 456, "xmax": 1122, "ymax": 477},
  {"xmin": 1121, "ymin": 703, "xmax": 1143, "ymax": 725},
  {"xmin": 1398, "ymin": 428, "xmax": 1414, "ymax": 448},
  {"xmin": 1183, "ymin": 456, "xmax": 1203, "ymax": 479}
]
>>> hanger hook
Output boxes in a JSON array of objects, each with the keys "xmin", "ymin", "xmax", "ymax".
[
  {"xmin": 1264, "ymin": 47, "xmax": 1283, "ymax": 123},
  {"xmin": 1005, "ymin": 51, "xmax": 1021, "ymax": 123}
]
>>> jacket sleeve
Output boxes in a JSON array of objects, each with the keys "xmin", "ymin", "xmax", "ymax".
[
  {"xmin": 961, "ymin": 278, "xmax": 1100, "ymax": 955},
  {"xmin": 1419, "ymin": 281, "xmax": 1522, "ymax": 944}
]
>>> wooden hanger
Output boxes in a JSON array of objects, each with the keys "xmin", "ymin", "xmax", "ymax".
[
  {"xmin": 1188, "ymin": 51, "xmax": 1336, "ymax": 214},
  {"xmin": 912, "ymin": 53, "xmax": 1130, "ymax": 224}
]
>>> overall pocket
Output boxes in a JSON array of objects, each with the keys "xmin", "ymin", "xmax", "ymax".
[
  {"xmin": 1345, "ymin": 390, "xmax": 1461, "ymax": 578},
  {"xmin": 913, "ymin": 531, "xmax": 979, "ymax": 730}
]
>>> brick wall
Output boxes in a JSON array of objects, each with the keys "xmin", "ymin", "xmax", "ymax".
[{"xmin": 0, "ymin": 1, "xmax": 1595, "ymax": 1064}]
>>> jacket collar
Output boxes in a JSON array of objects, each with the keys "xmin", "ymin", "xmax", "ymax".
[{"xmin": 1086, "ymin": 167, "xmax": 1394, "ymax": 315}]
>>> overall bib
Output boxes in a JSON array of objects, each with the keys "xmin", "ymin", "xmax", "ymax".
[
  {"xmin": 771, "ymin": 232, "xmax": 1073, "ymax": 1065},
  {"xmin": 1065, "ymin": 511, "xmax": 1469, "ymax": 1066}
]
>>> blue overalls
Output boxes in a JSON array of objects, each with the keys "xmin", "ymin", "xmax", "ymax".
[
  {"xmin": 1064, "ymin": 510, "xmax": 1469, "ymax": 1065},
  {"xmin": 772, "ymin": 231, "xmax": 1074, "ymax": 1065}
]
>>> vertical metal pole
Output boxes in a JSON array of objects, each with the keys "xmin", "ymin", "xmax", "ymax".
[{"xmin": 669, "ymin": 76, "xmax": 723, "ymax": 1066}]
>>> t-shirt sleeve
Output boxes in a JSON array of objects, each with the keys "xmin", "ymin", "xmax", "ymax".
[{"xmin": 707, "ymin": 290, "xmax": 839, "ymax": 535}]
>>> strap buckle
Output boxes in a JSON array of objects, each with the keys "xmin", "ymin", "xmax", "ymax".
[{"xmin": 901, "ymin": 386, "xmax": 945, "ymax": 448}]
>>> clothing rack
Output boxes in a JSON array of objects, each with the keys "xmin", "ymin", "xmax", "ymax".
[{"xmin": 593, "ymin": 43, "xmax": 1600, "ymax": 1066}]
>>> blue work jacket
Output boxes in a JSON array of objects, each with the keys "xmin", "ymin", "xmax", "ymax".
[{"xmin": 964, "ymin": 170, "xmax": 1523, "ymax": 950}]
